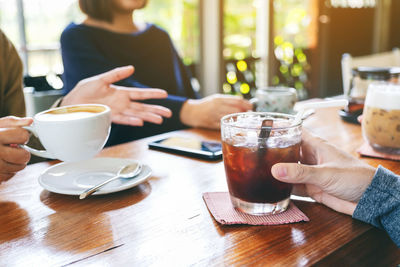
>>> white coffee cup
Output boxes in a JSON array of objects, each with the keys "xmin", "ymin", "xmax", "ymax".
[
  {"xmin": 250, "ymin": 87, "xmax": 297, "ymax": 114},
  {"xmin": 22, "ymin": 104, "xmax": 111, "ymax": 162}
]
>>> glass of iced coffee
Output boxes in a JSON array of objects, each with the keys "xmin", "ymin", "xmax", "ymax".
[
  {"xmin": 221, "ymin": 112, "xmax": 302, "ymax": 215},
  {"xmin": 362, "ymin": 83, "xmax": 400, "ymax": 154}
]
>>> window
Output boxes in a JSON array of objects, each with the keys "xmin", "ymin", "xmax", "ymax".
[
  {"xmin": 1, "ymin": 0, "xmax": 397, "ymax": 98},
  {"xmin": 135, "ymin": 0, "xmax": 200, "ymax": 77},
  {"xmin": 0, "ymin": 0, "xmax": 81, "ymax": 78},
  {"xmin": 271, "ymin": 0, "xmax": 316, "ymax": 99},
  {"xmin": 223, "ymin": 0, "xmax": 258, "ymax": 97},
  {"xmin": 0, "ymin": 0, "xmax": 200, "ymax": 79}
]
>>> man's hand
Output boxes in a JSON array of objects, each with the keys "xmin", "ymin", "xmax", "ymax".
[
  {"xmin": 271, "ymin": 130, "xmax": 376, "ymax": 215},
  {"xmin": 180, "ymin": 94, "xmax": 253, "ymax": 129},
  {"xmin": 0, "ymin": 116, "xmax": 33, "ymax": 183},
  {"xmin": 61, "ymin": 66, "xmax": 172, "ymax": 126}
]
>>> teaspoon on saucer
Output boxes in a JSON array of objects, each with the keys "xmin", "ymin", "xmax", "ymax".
[{"xmin": 79, "ymin": 162, "xmax": 142, "ymax": 199}]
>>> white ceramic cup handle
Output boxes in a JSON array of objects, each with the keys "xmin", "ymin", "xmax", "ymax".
[{"xmin": 20, "ymin": 126, "xmax": 56, "ymax": 159}]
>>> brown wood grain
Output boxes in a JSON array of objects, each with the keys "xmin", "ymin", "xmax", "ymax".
[{"xmin": 0, "ymin": 107, "xmax": 398, "ymax": 266}]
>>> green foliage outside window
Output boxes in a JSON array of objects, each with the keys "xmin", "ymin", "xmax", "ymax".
[
  {"xmin": 272, "ymin": 0, "xmax": 312, "ymax": 99},
  {"xmin": 223, "ymin": 0, "xmax": 257, "ymax": 97},
  {"xmin": 0, "ymin": 0, "xmax": 199, "ymax": 76},
  {"xmin": 137, "ymin": 0, "xmax": 199, "ymax": 65}
]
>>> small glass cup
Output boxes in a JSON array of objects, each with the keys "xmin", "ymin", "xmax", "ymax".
[
  {"xmin": 250, "ymin": 87, "xmax": 297, "ymax": 114},
  {"xmin": 221, "ymin": 112, "xmax": 302, "ymax": 215},
  {"xmin": 362, "ymin": 83, "xmax": 400, "ymax": 154}
]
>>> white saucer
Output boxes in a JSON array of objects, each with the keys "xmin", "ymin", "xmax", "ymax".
[{"xmin": 38, "ymin": 157, "xmax": 151, "ymax": 196}]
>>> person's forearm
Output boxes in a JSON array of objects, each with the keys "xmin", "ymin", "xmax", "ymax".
[
  {"xmin": 353, "ymin": 166, "xmax": 400, "ymax": 247},
  {"xmin": 179, "ymin": 99, "xmax": 201, "ymax": 128}
]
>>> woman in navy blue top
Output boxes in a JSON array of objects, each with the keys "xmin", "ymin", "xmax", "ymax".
[{"xmin": 61, "ymin": 0, "xmax": 252, "ymax": 146}]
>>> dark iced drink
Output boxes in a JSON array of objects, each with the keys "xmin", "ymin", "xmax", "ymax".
[
  {"xmin": 221, "ymin": 112, "xmax": 302, "ymax": 215},
  {"xmin": 222, "ymin": 142, "xmax": 300, "ymax": 203}
]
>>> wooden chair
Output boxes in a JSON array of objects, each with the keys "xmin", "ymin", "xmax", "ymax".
[
  {"xmin": 23, "ymin": 75, "xmax": 64, "ymax": 116},
  {"xmin": 23, "ymin": 87, "xmax": 63, "ymax": 117}
]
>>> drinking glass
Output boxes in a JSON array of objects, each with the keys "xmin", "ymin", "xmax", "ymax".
[
  {"xmin": 250, "ymin": 87, "xmax": 297, "ymax": 114},
  {"xmin": 362, "ymin": 83, "xmax": 400, "ymax": 154},
  {"xmin": 221, "ymin": 112, "xmax": 302, "ymax": 215}
]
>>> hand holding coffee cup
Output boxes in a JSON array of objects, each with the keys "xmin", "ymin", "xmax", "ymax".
[
  {"xmin": 0, "ymin": 116, "xmax": 33, "ymax": 182},
  {"xmin": 22, "ymin": 104, "xmax": 111, "ymax": 162},
  {"xmin": 250, "ymin": 87, "xmax": 297, "ymax": 114}
]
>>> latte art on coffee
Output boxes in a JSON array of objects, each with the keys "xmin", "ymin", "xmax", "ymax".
[
  {"xmin": 37, "ymin": 105, "xmax": 106, "ymax": 122},
  {"xmin": 37, "ymin": 112, "xmax": 98, "ymax": 121}
]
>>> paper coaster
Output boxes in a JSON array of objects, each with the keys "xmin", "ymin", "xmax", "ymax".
[
  {"xmin": 357, "ymin": 142, "xmax": 400, "ymax": 161},
  {"xmin": 203, "ymin": 192, "xmax": 309, "ymax": 225}
]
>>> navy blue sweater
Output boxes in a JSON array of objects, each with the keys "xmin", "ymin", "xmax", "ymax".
[
  {"xmin": 353, "ymin": 166, "xmax": 400, "ymax": 247},
  {"xmin": 61, "ymin": 22, "xmax": 199, "ymax": 146}
]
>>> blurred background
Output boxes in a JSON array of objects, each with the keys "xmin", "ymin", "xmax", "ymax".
[{"xmin": 1, "ymin": 0, "xmax": 399, "ymax": 100}]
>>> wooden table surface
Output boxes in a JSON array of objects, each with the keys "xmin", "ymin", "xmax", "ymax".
[{"xmin": 0, "ymin": 107, "xmax": 399, "ymax": 266}]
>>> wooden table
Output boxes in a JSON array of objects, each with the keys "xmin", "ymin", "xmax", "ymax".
[{"xmin": 0, "ymin": 107, "xmax": 399, "ymax": 266}]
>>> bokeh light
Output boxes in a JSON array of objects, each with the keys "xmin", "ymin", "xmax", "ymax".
[
  {"xmin": 274, "ymin": 35, "xmax": 284, "ymax": 46},
  {"xmin": 272, "ymin": 75, "xmax": 280, "ymax": 85},
  {"xmin": 236, "ymin": 60, "xmax": 247, "ymax": 72},
  {"xmin": 240, "ymin": 83, "xmax": 250, "ymax": 94},
  {"xmin": 227, "ymin": 71, "xmax": 238, "ymax": 84},
  {"xmin": 295, "ymin": 80, "xmax": 304, "ymax": 89},
  {"xmin": 223, "ymin": 83, "xmax": 232, "ymax": 93},
  {"xmin": 279, "ymin": 65, "xmax": 289, "ymax": 74},
  {"xmin": 234, "ymin": 51, "xmax": 245, "ymax": 60},
  {"xmin": 291, "ymin": 63, "xmax": 303, "ymax": 77}
]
